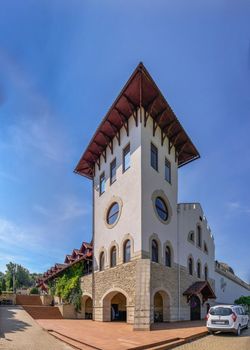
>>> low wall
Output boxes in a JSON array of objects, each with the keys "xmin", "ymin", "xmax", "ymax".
[
  {"xmin": 0, "ymin": 292, "xmax": 16, "ymax": 305},
  {"xmin": 40, "ymin": 295, "xmax": 53, "ymax": 306},
  {"xmin": 58, "ymin": 304, "xmax": 77, "ymax": 319}
]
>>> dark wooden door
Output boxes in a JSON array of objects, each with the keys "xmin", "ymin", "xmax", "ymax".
[{"xmin": 190, "ymin": 295, "xmax": 201, "ymax": 321}]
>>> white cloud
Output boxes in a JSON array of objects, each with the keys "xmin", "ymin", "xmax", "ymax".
[{"xmin": 226, "ymin": 201, "xmax": 250, "ymax": 215}]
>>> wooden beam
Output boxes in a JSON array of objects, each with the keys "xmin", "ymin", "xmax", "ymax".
[
  {"xmin": 106, "ymin": 120, "xmax": 120, "ymax": 146},
  {"xmin": 153, "ymin": 120, "xmax": 157, "ymax": 136},
  {"xmin": 161, "ymin": 130, "xmax": 167, "ymax": 146},
  {"xmin": 114, "ymin": 108, "xmax": 129, "ymax": 136},
  {"xmin": 163, "ymin": 119, "xmax": 176, "ymax": 135},
  {"xmin": 122, "ymin": 98, "xmax": 138, "ymax": 126},
  {"xmin": 99, "ymin": 130, "xmax": 112, "ymax": 143},
  {"xmin": 154, "ymin": 107, "xmax": 168, "ymax": 124}
]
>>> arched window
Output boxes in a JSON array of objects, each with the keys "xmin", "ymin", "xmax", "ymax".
[
  {"xmin": 110, "ymin": 246, "xmax": 117, "ymax": 268},
  {"xmin": 123, "ymin": 240, "xmax": 131, "ymax": 263},
  {"xmin": 197, "ymin": 226, "xmax": 202, "ymax": 247},
  {"xmin": 188, "ymin": 257, "xmax": 193, "ymax": 275},
  {"xmin": 204, "ymin": 265, "xmax": 208, "ymax": 280},
  {"xmin": 197, "ymin": 261, "xmax": 201, "ymax": 278},
  {"xmin": 204, "ymin": 242, "xmax": 208, "ymax": 254},
  {"xmin": 152, "ymin": 239, "xmax": 159, "ymax": 263},
  {"xmin": 165, "ymin": 246, "xmax": 171, "ymax": 267},
  {"xmin": 99, "ymin": 252, "xmax": 105, "ymax": 271},
  {"xmin": 188, "ymin": 231, "xmax": 195, "ymax": 243}
]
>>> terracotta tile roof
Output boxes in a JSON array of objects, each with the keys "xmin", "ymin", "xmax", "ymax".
[{"xmin": 75, "ymin": 62, "xmax": 200, "ymax": 179}]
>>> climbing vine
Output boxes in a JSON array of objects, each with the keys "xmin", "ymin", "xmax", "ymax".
[{"xmin": 53, "ymin": 263, "xmax": 83, "ymax": 311}]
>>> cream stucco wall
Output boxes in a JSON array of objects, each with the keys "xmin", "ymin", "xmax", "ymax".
[
  {"xmin": 214, "ymin": 269, "xmax": 250, "ymax": 304},
  {"xmin": 93, "ymin": 113, "xmax": 142, "ymax": 270},
  {"xmin": 141, "ymin": 112, "xmax": 178, "ymax": 262}
]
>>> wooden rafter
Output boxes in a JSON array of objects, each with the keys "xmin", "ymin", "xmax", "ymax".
[
  {"xmin": 114, "ymin": 108, "xmax": 129, "ymax": 136},
  {"xmin": 106, "ymin": 120, "xmax": 121, "ymax": 146},
  {"xmin": 123, "ymin": 95, "xmax": 138, "ymax": 126}
]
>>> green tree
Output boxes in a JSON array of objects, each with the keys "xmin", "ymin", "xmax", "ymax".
[
  {"xmin": 234, "ymin": 296, "xmax": 250, "ymax": 312},
  {"xmin": 5, "ymin": 262, "xmax": 32, "ymax": 291}
]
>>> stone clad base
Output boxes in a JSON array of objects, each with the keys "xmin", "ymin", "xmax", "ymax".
[{"xmin": 81, "ymin": 259, "xmax": 215, "ymax": 330}]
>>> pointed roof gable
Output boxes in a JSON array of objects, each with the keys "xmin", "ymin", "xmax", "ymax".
[
  {"xmin": 183, "ymin": 281, "xmax": 216, "ymax": 302},
  {"xmin": 75, "ymin": 62, "xmax": 200, "ymax": 179}
]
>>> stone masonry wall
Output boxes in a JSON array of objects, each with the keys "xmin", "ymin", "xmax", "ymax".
[{"xmin": 93, "ymin": 261, "xmax": 137, "ymax": 324}]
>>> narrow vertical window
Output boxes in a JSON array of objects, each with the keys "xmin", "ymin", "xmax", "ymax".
[
  {"xmin": 110, "ymin": 246, "xmax": 117, "ymax": 267},
  {"xmin": 99, "ymin": 252, "xmax": 105, "ymax": 271},
  {"xmin": 197, "ymin": 262, "xmax": 201, "ymax": 278},
  {"xmin": 100, "ymin": 172, "xmax": 105, "ymax": 195},
  {"xmin": 165, "ymin": 158, "xmax": 171, "ymax": 183},
  {"xmin": 204, "ymin": 266, "xmax": 208, "ymax": 281},
  {"xmin": 110, "ymin": 158, "xmax": 116, "ymax": 185},
  {"xmin": 151, "ymin": 240, "xmax": 159, "ymax": 263},
  {"xmin": 151, "ymin": 143, "xmax": 158, "ymax": 171},
  {"xmin": 123, "ymin": 240, "xmax": 131, "ymax": 263},
  {"xmin": 123, "ymin": 144, "xmax": 130, "ymax": 172},
  {"xmin": 188, "ymin": 257, "xmax": 193, "ymax": 275},
  {"xmin": 197, "ymin": 226, "xmax": 202, "ymax": 248},
  {"xmin": 165, "ymin": 246, "xmax": 171, "ymax": 267}
]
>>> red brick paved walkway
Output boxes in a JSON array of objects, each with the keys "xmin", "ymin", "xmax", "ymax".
[{"xmin": 37, "ymin": 319, "xmax": 207, "ymax": 350}]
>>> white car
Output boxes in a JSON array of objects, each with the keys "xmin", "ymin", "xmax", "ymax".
[{"xmin": 206, "ymin": 305, "xmax": 249, "ymax": 336}]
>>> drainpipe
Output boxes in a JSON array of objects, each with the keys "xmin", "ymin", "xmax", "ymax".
[
  {"xmin": 92, "ymin": 179, "xmax": 95, "ymax": 321},
  {"xmin": 177, "ymin": 205, "xmax": 181, "ymax": 321}
]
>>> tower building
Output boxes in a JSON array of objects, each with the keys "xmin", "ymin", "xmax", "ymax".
[{"xmin": 74, "ymin": 63, "xmax": 248, "ymax": 330}]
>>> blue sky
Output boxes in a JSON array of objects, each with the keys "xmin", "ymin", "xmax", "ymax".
[{"xmin": 0, "ymin": 0, "xmax": 250, "ymax": 281}]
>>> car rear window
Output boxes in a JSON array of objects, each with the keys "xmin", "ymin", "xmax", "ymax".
[{"xmin": 209, "ymin": 307, "xmax": 233, "ymax": 316}]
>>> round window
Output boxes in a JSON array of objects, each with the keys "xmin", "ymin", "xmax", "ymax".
[
  {"xmin": 155, "ymin": 197, "xmax": 168, "ymax": 221},
  {"xmin": 107, "ymin": 202, "xmax": 120, "ymax": 225}
]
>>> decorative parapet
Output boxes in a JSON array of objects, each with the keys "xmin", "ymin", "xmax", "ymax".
[{"xmin": 177, "ymin": 202, "xmax": 213, "ymax": 240}]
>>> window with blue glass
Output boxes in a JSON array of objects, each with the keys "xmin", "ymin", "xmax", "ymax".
[
  {"xmin": 110, "ymin": 158, "xmax": 116, "ymax": 185},
  {"xmin": 165, "ymin": 158, "xmax": 171, "ymax": 183},
  {"xmin": 155, "ymin": 197, "xmax": 168, "ymax": 222},
  {"xmin": 151, "ymin": 143, "xmax": 158, "ymax": 171},
  {"xmin": 107, "ymin": 202, "xmax": 119, "ymax": 225},
  {"xmin": 123, "ymin": 144, "xmax": 130, "ymax": 172},
  {"xmin": 99, "ymin": 172, "xmax": 105, "ymax": 195}
]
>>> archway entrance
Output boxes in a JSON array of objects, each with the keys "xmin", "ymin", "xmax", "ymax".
[
  {"xmin": 82, "ymin": 296, "xmax": 93, "ymax": 319},
  {"xmin": 103, "ymin": 291, "xmax": 127, "ymax": 322},
  {"xmin": 111, "ymin": 293, "xmax": 126, "ymax": 321},
  {"xmin": 153, "ymin": 290, "xmax": 170, "ymax": 323},
  {"xmin": 190, "ymin": 295, "xmax": 201, "ymax": 321}
]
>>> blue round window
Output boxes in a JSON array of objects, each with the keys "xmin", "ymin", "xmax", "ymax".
[
  {"xmin": 155, "ymin": 197, "xmax": 168, "ymax": 221},
  {"xmin": 107, "ymin": 202, "xmax": 119, "ymax": 225}
]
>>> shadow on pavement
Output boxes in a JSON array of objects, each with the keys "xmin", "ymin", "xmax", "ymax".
[{"xmin": 0, "ymin": 306, "xmax": 31, "ymax": 340}]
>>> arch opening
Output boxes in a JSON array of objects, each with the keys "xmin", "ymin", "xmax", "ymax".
[
  {"xmin": 103, "ymin": 291, "xmax": 127, "ymax": 322},
  {"xmin": 153, "ymin": 291, "xmax": 170, "ymax": 323},
  {"xmin": 82, "ymin": 296, "xmax": 93, "ymax": 319}
]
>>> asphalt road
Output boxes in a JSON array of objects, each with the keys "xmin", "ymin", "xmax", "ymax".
[
  {"xmin": 175, "ymin": 326, "xmax": 250, "ymax": 350},
  {"xmin": 0, "ymin": 306, "xmax": 73, "ymax": 350}
]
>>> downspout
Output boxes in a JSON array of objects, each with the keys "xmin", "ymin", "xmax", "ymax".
[
  {"xmin": 92, "ymin": 178, "xmax": 95, "ymax": 321},
  {"xmin": 177, "ymin": 205, "xmax": 181, "ymax": 321}
]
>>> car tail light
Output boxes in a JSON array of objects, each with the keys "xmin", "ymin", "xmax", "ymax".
[
  {"xmin": 232, "ymin": 312, "xmax": 237, "ymax": 322},
  {"xmin": 205, "ymin": 314, "xmax": 209, "ymax": 321}
]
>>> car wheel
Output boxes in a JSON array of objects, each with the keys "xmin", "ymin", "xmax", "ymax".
[{"xmin": 236, "ymin": 326, "xmax": 241, "ymax": 336}]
